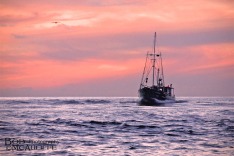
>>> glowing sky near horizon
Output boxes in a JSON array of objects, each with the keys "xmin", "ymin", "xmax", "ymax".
[{"xmin": 0, "ymin": 0, "xmax": 233, "ymax": 96}]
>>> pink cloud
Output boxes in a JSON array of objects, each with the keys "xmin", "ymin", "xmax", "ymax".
[
  {"xmin": 0, "ymin": 58, "xmax": 143, "ymax": 89},
  {"xmin": 0, "ymin": 0, "xmax": 233, "ymax": 96}
]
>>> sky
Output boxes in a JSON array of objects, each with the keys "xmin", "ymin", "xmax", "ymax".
[{"xmin": 0, "ymin": 0, "xmax": 233, "ymax": 97}]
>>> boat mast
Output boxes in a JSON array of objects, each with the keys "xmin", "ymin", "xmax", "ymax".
[{"xmin": 152, "ymin": 32, "xmax": 156, "ymax": 86}]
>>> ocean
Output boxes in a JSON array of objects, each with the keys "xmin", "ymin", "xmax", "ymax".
[{"xmin": 0, "ymin": 97, "xmax": 233, "ymax": 156}]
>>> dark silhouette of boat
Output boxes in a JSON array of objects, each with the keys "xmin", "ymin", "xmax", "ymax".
[{"xmin": 138, "ymin": 32, "xmax": 175, "ymax": 105}]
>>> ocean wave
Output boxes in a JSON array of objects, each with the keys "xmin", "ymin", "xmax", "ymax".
[
  {"xmin": 38, "ymin": 99, "xmax": 81, "ymax": 105},
  {"xmin": 2, "ymin": 100, "xmax": 31, "ymax": 104},
  {"xmin": 0, "ymin": 126, "xmax": 19, "ymax": 133},
  {"xmin": 176, "ymin": 100, "xmax": 188, "ymax": 103},
  {"xmin": 84, "ymin": 99, "xmax": 111, "ymax": 104},
  {"xmin": 154, "ymin": 99, "xmax": 175, "ymax": 104},
  {"xmin": 86, "ymin": 120, "xmax": 160, "ymax": 130},
  {"xmin": 225, "ymin": 126, "xmax": 234, "ymax": 132},
  {"xmin": 0, "ymin": 121, "xmax": 12, "ymax": 126},
  {"xmin": 0, "ymin": 98, "xmax": 112, "ymax": 105},
  {"xmin": 119, "ymin": 100, "xmax": 138, "ymax": 104},
  {"xmin": 58, "ymin": 99, "xmax": 81, "ymax": 104},
  {"xmin": 48, "ymin": 99, "xmax": 111, "ymax": 105},
  {"xmin": 87, "ymin": 120, "xmax": 122, "ymax": 126},
  {"xmin": 39, "ymin": 118, "xmax": 161, "ymax": 131},
  {"xmin": 220, "ymin": 110, "xmax": 234, "ymax": 115}
]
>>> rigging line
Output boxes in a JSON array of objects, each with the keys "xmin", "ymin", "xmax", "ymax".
[
  {"xmin": 141, "ymin": 60, "xmax": 150, "ymax": 85},
  {"xmin": 146, "ymin": 71, "xmax": 151, "ymax": 80},
  {"xmin": 155, "ymin": 57, "xmax": 159, "ymax": 68},
  {"xmin": 145, "ymin": 62, "xmax": 152, "ymax": 78},
  {"xmin": 140, "ymin": 52, "xmax": 149, "ymax": 88},
  {"xmin": 145, "ymin": 60, "xmax": 153, "ymax": 81},
  {"xmin": 160, "ymin": 52, "xmax": 165, "ymax": 85},
  {"xmin": 144, "ymin": 56, "xmax": 151, "ymax": 75}
]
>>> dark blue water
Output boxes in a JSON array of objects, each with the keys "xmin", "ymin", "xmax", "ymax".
[{"xmin": 0, "ymin": 97, "xmax": 233, "ymax": 155}]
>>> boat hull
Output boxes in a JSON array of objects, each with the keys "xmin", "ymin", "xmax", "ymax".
[{"xmin": 138, "ymin": 87, "xmax": 175, "ymax": 105}]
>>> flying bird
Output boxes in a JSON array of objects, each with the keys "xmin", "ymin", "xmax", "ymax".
[{"xmin": 52, "ymin": 21, "xmax": 60, "ymax": 24}]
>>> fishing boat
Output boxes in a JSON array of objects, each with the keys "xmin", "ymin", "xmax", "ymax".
[{"xmin": 138, "ymin": 32, "xmax": 175, "ymax": 105}]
